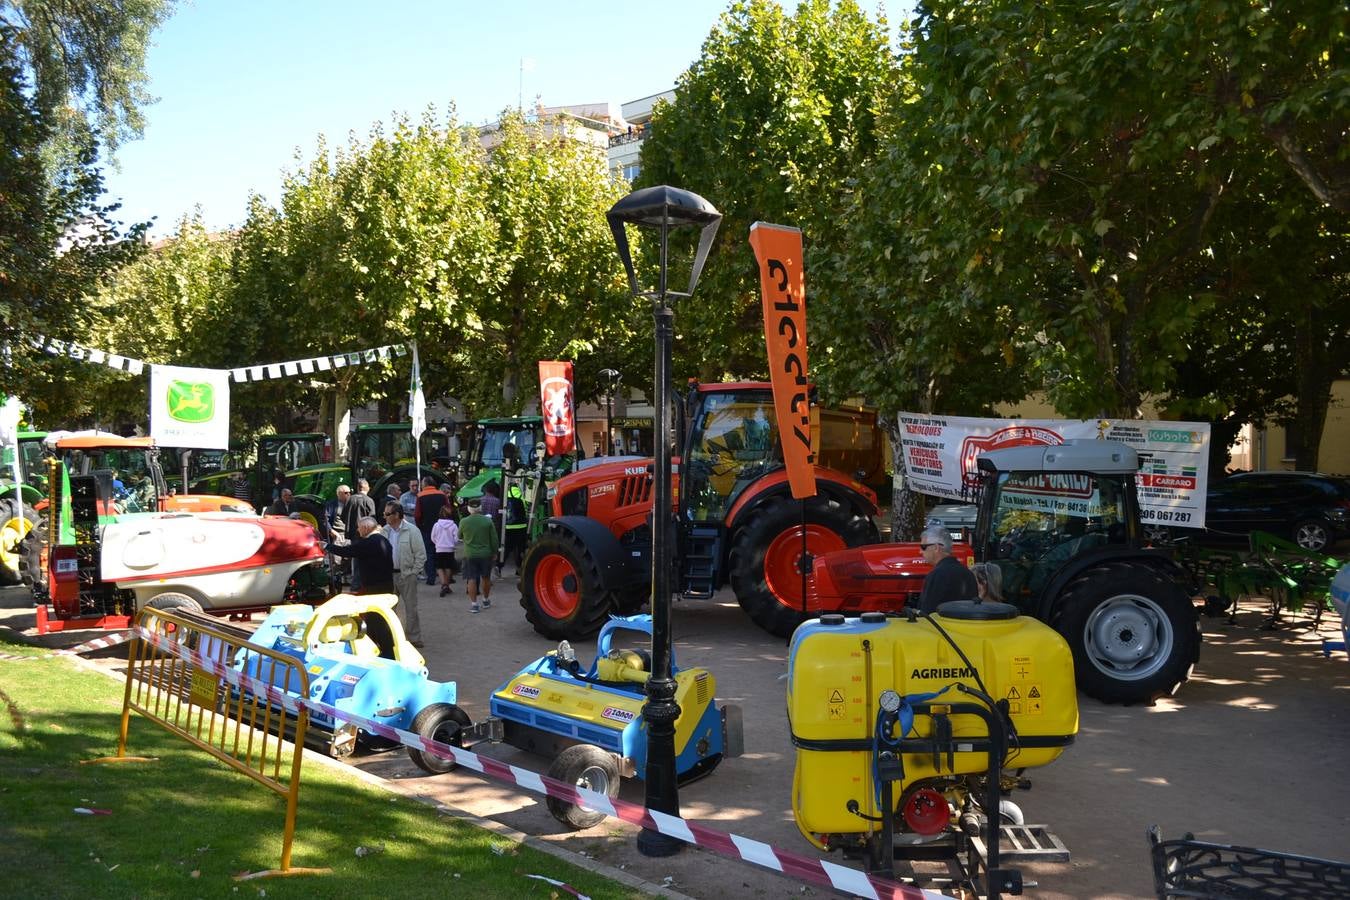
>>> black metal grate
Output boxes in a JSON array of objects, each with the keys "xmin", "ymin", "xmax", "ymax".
[{"xmin": 1149, "ymin": 826, "xmax": 1350, "ymax": 899}]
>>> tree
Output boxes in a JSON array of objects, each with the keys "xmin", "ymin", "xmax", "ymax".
[
  {"xmin": 636, "ymin": 0, "xmax": 897, "ymax": 381},
  {"xmin": 456, "ymin": 110, "xmax": 637, "ymax": 416},
  {"xmin": 0, "ymin": 2, "xmax": 171, "ymax": 411},
  {"xmin": 0, "ymin": 0, "xmax": 173, "ymax": 157},
  {"xmin": 0, "ymin": 24, "xmax": 148, "ymax": 412}
]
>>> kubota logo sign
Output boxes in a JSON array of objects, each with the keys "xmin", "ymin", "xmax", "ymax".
[{"xmin": 166, "ymin": 380, "xmax": 215, "ymax": 422}]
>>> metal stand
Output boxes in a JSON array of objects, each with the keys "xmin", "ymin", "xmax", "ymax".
[{"xmin": 870, "ymin": 687, "xmax": 1022, "ymax": 898}]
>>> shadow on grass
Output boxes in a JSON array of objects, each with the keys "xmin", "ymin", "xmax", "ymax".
[{"xmin": 0, "ymin": 654, "xmax": 648, "ymax": 900}]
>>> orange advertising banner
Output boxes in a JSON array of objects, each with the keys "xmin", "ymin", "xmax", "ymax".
[
  {"xmin": 749, "ymin": 222, "xmax": 816, "ymax": 500},
  {"xmin": 538, "ymin": 360, "xmax": 575, "ymax": 457}
]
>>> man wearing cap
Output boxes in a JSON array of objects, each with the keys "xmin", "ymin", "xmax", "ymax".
[
  {"xmin": 916, "ymin": 522, "xmax": 978, "ymax": 615},
  {"xmin": 459, "ymin": 497, "xmax": 499, "ymax": 614}
]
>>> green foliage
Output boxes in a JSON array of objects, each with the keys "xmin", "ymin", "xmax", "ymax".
[
  {"xmin": 636, "ymin": 0, "xmax": 897, "ymax": 381},
  {"xmin": 0, "ymin": 0, "xmax": 173, "ymax": 157},
  {"xmin": 0, "ymin": 22, "xmax": 149, "ymax": 414},
  {"xmin": 462, "ymin": 110, "xmax": 636, "ymax": 415}
]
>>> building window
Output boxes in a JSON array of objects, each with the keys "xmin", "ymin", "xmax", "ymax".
[{"xmin": 622, "ymin": 162, "xmax": 641, "ymax": 182}]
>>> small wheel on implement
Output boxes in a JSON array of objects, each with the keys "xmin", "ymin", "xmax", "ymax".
[
  {"xmin": 144, "ymin": 592, "xmax": 205, "ymax": 641},
  {"xmin": 546, "ymin": 743, "xmax": 619, "ymax": 830},
  {"xmin": 408, "ymin": 702, "xmax": 471, "ymax": 775}
]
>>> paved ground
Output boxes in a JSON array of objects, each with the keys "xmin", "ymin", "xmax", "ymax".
[{"xmin": 4, "ymin": 579, "xmax": 1347, "ymax": 899}]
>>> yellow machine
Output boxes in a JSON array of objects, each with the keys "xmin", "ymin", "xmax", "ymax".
[{"xmin": 788, "ymin": 602, "xmax": 1078, "ymax": 893}]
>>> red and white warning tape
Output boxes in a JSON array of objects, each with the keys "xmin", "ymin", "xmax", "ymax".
[
  {"xmin": 131, "ymin": 626, "xmax": 952, "ymax": 900},
  {"xmin": 0, "ymin": 630, "xmax": 131, "ymax": 662}
]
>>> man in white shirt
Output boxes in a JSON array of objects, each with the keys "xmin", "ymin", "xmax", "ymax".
[{"xmin": 383, "ymin": 501, "xmax": 428, "ymax": 647}]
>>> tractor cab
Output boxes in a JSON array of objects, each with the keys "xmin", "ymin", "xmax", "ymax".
[
  {"xmin": 681, "ymin": 386, "xmax": 781, "ymax": 523},
  {"xmin": 345, "ymin": 424, "xmax": 450, "ymax": 501},
  {"xmin": 1, "ymin": 431, "xmax": 50, "ymax": 505},
  {"xmin": 973, "ymin": 440, "xmax": 1142, "ymax": 612},
  {"xmin": 457, "ymin": 417, "xmax": 576, "ymax": 502}
]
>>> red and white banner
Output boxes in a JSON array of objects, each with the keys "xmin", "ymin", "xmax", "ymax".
[
  {"xmin": 749, "ymin": 222, "xmax": 815, "ymax": 500},
  {"xmin": 538, "ymin": 361, "xmax": 576, "ymax": 457},
  {"xmin": 898, "ymin": 413, "xmax": 1211, "ymax": 529}
]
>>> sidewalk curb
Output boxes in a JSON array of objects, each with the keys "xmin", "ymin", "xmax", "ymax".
[{"xmin": 62, "ymin": 648, "xmax": 695, "ymax": 900}]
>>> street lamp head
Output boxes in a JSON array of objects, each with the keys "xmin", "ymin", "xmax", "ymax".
[
  {"xmin": 599, "ymin": 367, "xmax": 622, "ymax": 385},
  {"xmin": 607, "ymin": 185, "xmax": 722, "ymax": 301}
]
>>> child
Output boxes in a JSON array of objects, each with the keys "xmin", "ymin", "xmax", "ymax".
[{"xmin": 430, "ymin": 505, "xmax": 460, "ymax": 597}]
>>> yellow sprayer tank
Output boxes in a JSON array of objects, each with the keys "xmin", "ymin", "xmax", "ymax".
[{"xmin": 788, "ymin": 604, "xmax": 1078, "ymax": 843}]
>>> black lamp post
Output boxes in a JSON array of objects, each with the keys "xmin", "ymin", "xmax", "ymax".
[
  {"xmin": 607, "ymin": 185, "xmax": 721, "ymax": 858},
  {"xmin": 599, "ymin": 368, "xmax": 622, "ymax": 455}
]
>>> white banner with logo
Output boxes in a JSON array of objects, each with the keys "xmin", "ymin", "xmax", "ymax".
[
  {"xmin": 897, "ymin": 413, "xmax": 1211, "ymax": 529},
  {"xmin": 150, "ymin": 365, "xmax": 231, "ymax": 450}
]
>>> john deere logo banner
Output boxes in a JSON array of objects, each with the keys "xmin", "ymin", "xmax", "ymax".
[
  {"xmin": 538, "ymin": 360, "xmax": 575, "ymax": 457},
  {"xmin": 150, "ymin": 365, "xmax": 230, "ymax": 450},
  {"xmin": 750, "ymin": 221, "xmax": 816, "ymax": 500}
]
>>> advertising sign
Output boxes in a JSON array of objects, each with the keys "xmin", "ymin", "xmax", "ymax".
[
  {"xmin": 897, "ymin": 413, "xmax": 1210, "ymax": 529},
  {"xmin": 150, "ymin": 365, "xmax": 230, "ymax": 450},
  {"xmin": 749, "ymin": 221, "xmax": 816, "ymax": 500},
  {"xmin": 538, "ymin": 360, "xmax": 575, "ymax": 457}
]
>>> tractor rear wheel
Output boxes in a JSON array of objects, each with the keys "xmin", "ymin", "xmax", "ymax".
[
  {"xmin": 1052, "ymin": 561, "xmax": 1200, "ymax": 705},
  {"xmin": 546, "ymin": 743, "xmax": 619, "ymax": 830},
  {"xmin": 408, "ymin": 702, "xmax": 472, "ymax": 775},
  {"xmin": 520, "ymin": 525, "xmax": 613, "ymax": 640},
  {"xmin": 729, "ymin": 495, "xmax": 877, "ymax": 638},
  {"xmin": 0, "ymin": 500, "xmax": 38, "ymax": 586}
]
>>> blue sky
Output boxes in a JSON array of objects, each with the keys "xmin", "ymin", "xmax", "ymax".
[{"xmin": 101, "ymin": 0, "xmax": 788, "ymax": 237}]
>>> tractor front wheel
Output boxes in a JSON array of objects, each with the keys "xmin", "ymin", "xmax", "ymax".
[
  {"xmin": 546, "ymin": 743, "xmax": 620, "ymax": 830},
  {"xmin": 408, "ymin": 702, "xmax": 472, "ymax": 775},
  {"xmin": 520, "ymin": 526, "xmax": 613, "ymax": 640},
  {"xmin": 1053, "ymin": 561, "xmax": 1200, "ymax": 705},
  {"xmin": 729, "ymin": 495, "xmax": 877, "ymax": 638},
  {"xmin": 0, "ymin": 500, "xmax": 38, "ymax": 586},
  {"xmin": 20, "ymin": 515, "xmax": 49, "ymax": 600}
]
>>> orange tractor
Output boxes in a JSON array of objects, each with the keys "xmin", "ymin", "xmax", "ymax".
[{"xmin": 519, "ymin": 382, "xmax": 886, "ymax": 639}]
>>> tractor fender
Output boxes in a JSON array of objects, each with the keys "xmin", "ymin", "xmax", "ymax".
[
  {"xmin": 1031, "ymin": 546, "xmax": 1192, "ymax": 622},
  {"xmin": 724, "ymin": 468, "xmax": 877, "ymax": 533},
  {"xmin": 544, "ymin": 515, "xmax": 645, "ymax": 594}
]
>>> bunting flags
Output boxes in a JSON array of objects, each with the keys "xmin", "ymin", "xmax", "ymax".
[{"xmin": 24, "ymin": 334, "xmax": 409, "ymax": 382}]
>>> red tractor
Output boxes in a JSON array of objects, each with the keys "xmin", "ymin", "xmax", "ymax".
[{"xmin": 519, "ymin": 382, "xmax": 886, "ymax": 639}]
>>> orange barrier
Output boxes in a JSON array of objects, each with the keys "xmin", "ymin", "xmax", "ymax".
[{"xmin": 84, "ymin": 607, "xmax": 329, "ymax": 880}]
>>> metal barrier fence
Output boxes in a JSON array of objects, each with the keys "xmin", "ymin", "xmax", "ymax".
[{"xmin": 84, "ymin": 607, "xmax": 329, "ymax": 880}]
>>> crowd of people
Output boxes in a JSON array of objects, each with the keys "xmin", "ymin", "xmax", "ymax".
[{"xmin": 313, "ymin": 475, "xmax": 511, "ymax": 646}]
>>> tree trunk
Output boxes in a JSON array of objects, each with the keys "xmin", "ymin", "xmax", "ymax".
[
  {"xmin": 1291, "ymin": 307, "xmax": 1332, "ymax": 471},
  {"xmin": 882, "ymin": 416, "xmax": 925, "ymax": 542}
]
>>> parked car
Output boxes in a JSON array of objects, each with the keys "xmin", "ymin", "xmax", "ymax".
[
  {"xmin": 1197, "ymin": 471, "xmax": 1350, "ymax": 552},
  {"xmin": 927, "ymin": 501, "xmax": 978, "ymax": 542}
]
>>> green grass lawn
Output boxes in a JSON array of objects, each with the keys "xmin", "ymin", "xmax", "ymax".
[{"xmin": 0, "ymin": 638, "xmax": 646, "ymax": 899}]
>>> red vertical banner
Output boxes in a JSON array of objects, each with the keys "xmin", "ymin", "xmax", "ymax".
[
  {"xmin": 538, "ymin": 360, "xmax": 575, "ymax": 456},
  {"xmin": 749, "ymin": 222, "xmax": 816, "ymax": 500}
]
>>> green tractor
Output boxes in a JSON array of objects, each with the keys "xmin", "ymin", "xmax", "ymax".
[
  {"xmin": 192, "ymin": 425, "xmax": 454, "ymax": 536},
  {"xmin": 0, "ymin": 430, "xmax": 49, "ymax": 585}
]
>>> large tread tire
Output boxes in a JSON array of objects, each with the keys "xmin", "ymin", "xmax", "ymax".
[
  {"xmin": 20, "ymin": 515, "xmax": 49, "ymax": 601},
  {"xmin": 728, "ymin": 494, "xmax": 878, "ymax": 638},
  {"xmin": 519, "ymin": 525, "xmax": 614, "ymax": 640},
  {"xmin": 408, "ymin": 702, "xmax": 472, "ymax": 775},
  {"xmin": 545, "ymin": 743, "xmax": 620, "ymax": 830},
  {"xmin": 0, "ymin": 499, "xmax": 38, "ymax": 586},
  {"xmin": 1051, "ymin": 561, "xmax": 1200, "ymax": 705}
]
